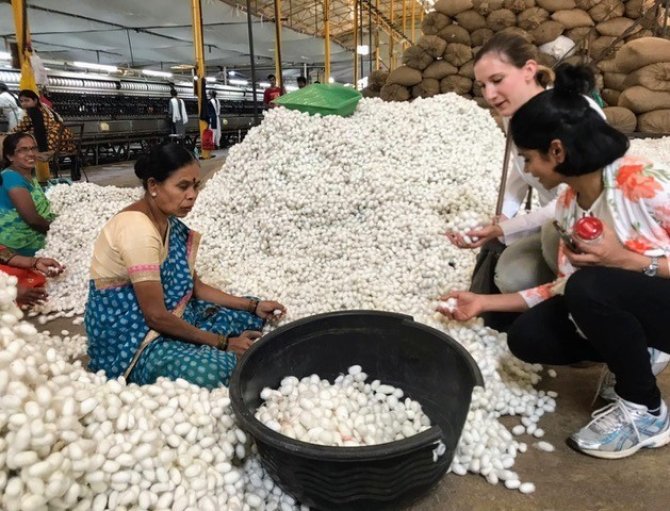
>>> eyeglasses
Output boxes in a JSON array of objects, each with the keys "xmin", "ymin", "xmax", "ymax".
[{"xmin": 15, "ymin": 146, "xmax": 39, "ymax": 154}]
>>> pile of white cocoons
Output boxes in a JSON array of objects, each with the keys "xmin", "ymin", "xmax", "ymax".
[
  {"xmin": 445, "ymin": 211, "xmax": 490, "ymax": 244},
  {"xmin": 256, "ymin": 365, "xmax": 431, "ymax": 446},
  {"xmin": 5, "ymin": 90, "xmax": 668, "ymax": 509}
]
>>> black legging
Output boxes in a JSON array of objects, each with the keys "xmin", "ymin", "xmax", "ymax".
[{"xmin": 507, "ymin": 266, "xmax": 670, "ymax": 409}]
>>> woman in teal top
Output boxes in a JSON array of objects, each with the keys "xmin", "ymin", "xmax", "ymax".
[{"xmin": 0, "ymin": 132, "xmax": 55, "ymax": 256}]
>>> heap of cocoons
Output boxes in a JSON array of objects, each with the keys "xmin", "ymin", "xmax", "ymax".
[
  {"xmin": 256, "ymin": 365, "xmax": 431, "ymax": 446},
  {"xmin": 9, "ymin": 92, "xmax": 668, "ymax": 506}
]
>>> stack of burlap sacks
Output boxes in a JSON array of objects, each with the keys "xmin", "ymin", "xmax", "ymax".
[
  {"xmin": 366, "ymin": 0, "xmax": 662, "ymax": 114},
  {"xmin": 601, "ymin": 37, "xmax": 670, "ymax": 134}
]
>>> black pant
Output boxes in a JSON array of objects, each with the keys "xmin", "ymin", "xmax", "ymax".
[{"xmin": 508, "ymin": 267, "xmax": 670, "ymax": 409}]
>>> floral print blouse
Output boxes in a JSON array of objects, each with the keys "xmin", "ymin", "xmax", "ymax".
[{"xmin": 519, "ymin": 155, "xmax": 670, "ymax": 307}]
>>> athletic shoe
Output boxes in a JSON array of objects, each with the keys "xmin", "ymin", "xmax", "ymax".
[
  {"xmin": 597, "ymin": 348, "xmax": 670, "ymax": 402},
  {"xmin": 568, "ymin": 398, "xmax": 670, "ymax": 459}
]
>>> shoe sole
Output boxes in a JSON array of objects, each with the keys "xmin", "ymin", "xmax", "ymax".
[{"xmin": 567, "ymin": 427, "xmax": 670, "ymax": 460}]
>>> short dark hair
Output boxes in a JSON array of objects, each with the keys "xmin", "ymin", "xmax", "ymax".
[
  {"xmin": 18, "ymin": 89, "xmax": 39, "ymax": 102},
  {"xmin": 267, "ymin": 74, "xmax": 276, "ymax": 80},
  {"xmin": 170, "ymin": 88, "xmax": 178, "ymax": 97},
  {"xmin": 510, "ymin": 64, "xmax": 629, "ymax": 177},
  {"xmin": 2, "ymin": 132, "xmax": 35, "ymax": 168},
  {"xmin": 134, "ymin": 143, "xmax": 197, "ymax": 190},
  {"xmin": 297, "ymin": 76, "xmax": 307, "ymax": 84},
  {"xmin": 0, "ymin": 82, "xmax": 9, "ymax": 93}
]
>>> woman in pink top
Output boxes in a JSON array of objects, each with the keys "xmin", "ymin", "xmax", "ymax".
[{"xmin": 439, "ymin": 64, "xmax": 670, "ymax": 460}]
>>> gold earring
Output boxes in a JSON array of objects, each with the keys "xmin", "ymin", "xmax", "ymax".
[{"xmin": 151, "ymin": 192, "xmax": 157, "ymax": 197}]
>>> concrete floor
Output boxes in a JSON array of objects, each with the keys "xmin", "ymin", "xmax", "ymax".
[{"xmin": 35, "ymin": 154, "xmax": 670, "ymax": 511}]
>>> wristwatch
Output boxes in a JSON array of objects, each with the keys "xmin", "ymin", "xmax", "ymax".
[{"xmin": 643, "ymin": 256, "xmax": 660, "ymax": 277}]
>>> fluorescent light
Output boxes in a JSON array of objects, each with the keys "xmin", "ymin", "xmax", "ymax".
[
  {"xmin": 357, "ymin": 45, "xmax": 370, "ymax": 55},
  {"xmin": 73, "ymin": 61, "xmax": 118, "ymax": 72},
  {"xmin": 285, "ymin": 85, "xmax": 298, "ymax": 91},
  {"xmin": 229, "ymin": 70, "xmax": 236, "ymax": 76},
  {"xmin": 258, "ymin": 81, "xmax": 270, "ymax": 88},
  {"xmin": 142, "ymin": 69, "xmax": 173, "ymax": 78},
  {"xmin": 328, "ymin": 77, "xmax": 335, "ymax": 83},
  {"xmin": 206, "ymin": 76, "xmax": 216, "ymax": 82},
  {"xmin": 0, "ymin": 51, "xmax": 11, "ymax": 60},
  {"xmin": 229, "ymin": 78, "xmax": 248, "ymax": 86}
]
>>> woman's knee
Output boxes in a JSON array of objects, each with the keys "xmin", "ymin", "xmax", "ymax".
[
  {"xmin": 564, "ymin": 267, "xmax": 610, "ymax": 311},
  {"xmin": 507, "ymin": 316, "xmax": 542, "ymax": 363}
]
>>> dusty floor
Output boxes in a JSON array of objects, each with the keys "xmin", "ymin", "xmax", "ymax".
[{"xmin": 33, "ymin": 154, "xmax": 670, "ymax": 511}]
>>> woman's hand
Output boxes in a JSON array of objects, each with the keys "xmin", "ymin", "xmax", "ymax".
[
  {"xmin": 446, "ymin": 223, "xmax": 503, "ymax": 249},
  {"xmin": 17, "ymin": 285, "xmax": 48, "ymax": 307},
  {"xmin": 227, "ymin": 330, "xmax": 262, "ymax": 357},
  {"xmin": 565, "ymin": 223, "xmax": 629, "ymax": 268},
  {"xmin": 35, "ymin": 257, "xmax": 65, "ymax": 276},
  {"xmin": 255, "ymin": 300, "xmax": 286, "ymax": 321},
  {"xmin": 436, "ymin": 291, "xmax": 486, "ymax": 322}
]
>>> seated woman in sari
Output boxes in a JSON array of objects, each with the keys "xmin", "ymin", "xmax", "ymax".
[
  {"xmin": 0, "ymin": 244, "xmax": 64, "ymax": 306},
  {"xmin": 0, "ymin": 132, "xmax": 56, "ymax": 255},
  {"xmin": 85, "ymin": 143, "xmax": 286, "ymax": 389},
  {"xmin": 13, "ymin": 90, "xmax": 75, "ymax": 156}
]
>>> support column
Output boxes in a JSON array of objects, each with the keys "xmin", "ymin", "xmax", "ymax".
[
  {"xmin": 354, "ymin": 0, "xmax": 359, "ymax": 86},
  {"xmin": 273, "ymin": 0, "xmax": 284, "ymax": 88},
  {"xmin": 324, "ymin": 0, "xmax": 331, "ymax": 81},
  {"xmin": 190, "ymin": 0, "xmax": 211, "ymax": 159}
]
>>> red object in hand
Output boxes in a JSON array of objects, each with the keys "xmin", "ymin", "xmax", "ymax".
[
  {"xmin": 0, "ymin": 265, "xmax": 47, "ymax": 306},
  {"xmin": 573, "ymin": 216, "xmax": 604, "ymax": 242}
]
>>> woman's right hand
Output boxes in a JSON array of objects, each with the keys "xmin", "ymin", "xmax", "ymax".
[
  {"xmin": 436, "ymin": 291, "xmax": 485, "ymax": 322},
  {"xmin": 447, "ymin": 223, "xmax": 503, "ymax": 249},
  {"xmin": 35, "ymin": 257, "xmax": 65, "ymax": 276},
  {"xmin": 17, "ymin": 285, "xmax": 48, "ymax": 307},
  {"xmin": 227, "ymin": 330, "xmax": 262, "ymax": 358}
]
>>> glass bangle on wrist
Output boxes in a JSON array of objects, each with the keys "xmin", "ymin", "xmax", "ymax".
[
  {"xmin": 217, "ymin": 334, "xmax": 229, "ymax": 351},
  {"xmin": 247, "ymin": 299, "xmax": 259, "ymax": 314},
  {"xmin": 643, "ymin": 256, "xmax": 660, "ymax": 277}
]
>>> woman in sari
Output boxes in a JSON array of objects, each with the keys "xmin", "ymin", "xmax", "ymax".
[
  {"xmin": 0, "ymin": 132, "xmax": 56, "ymax": 255},
  {"xmin": 13, "ymin": 89, "xmax": 75, "ymax": 156},
  {"xmin": 85, "ymin": 143, "xmax": 286, "ymax": 388}
]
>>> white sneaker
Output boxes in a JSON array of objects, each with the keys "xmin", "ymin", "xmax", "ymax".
[
  {"xmin": 597, "ymin": 348, "xmax": 670, "ymax": 402},
  {"xmin": 568, "ymin": 398, "xmax": 670, "ymax": 459}
]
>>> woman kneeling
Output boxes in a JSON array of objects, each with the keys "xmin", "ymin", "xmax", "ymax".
[{"xmin": 85, "ymin": 144, "xmax": 285, "ymax": 389}]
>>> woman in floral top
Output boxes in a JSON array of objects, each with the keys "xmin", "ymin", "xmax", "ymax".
[{"xmin": 439, "ymin": 64, "xmax": 670, "ymax": 460}]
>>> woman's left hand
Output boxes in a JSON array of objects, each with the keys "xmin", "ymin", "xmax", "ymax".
[
  {"xmin": 255, "ymin": 300, "xmax": 287, "ymax": 320},
  {"xmin": 564, "ymin": 222, "xmax": 627, "ymax": 268},
  {"xmin": 35, "ymin": 257, "xmax": 65, "ymax": 276}
]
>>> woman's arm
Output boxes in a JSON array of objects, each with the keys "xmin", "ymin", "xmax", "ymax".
[
  {"xmin": 437, "ymin": 290, "xmax": 529, "ymax": 321},
  {"xmin": 7, "ymin": 188, "xmax": 51, "ymax": 233}
]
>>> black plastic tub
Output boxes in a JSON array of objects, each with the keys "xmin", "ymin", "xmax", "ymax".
[{"xmin": 230, "ymin": 310, "xmax": 483, "ymax": 511}]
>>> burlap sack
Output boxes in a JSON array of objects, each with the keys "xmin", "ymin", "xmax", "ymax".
[
  {"xmin": 487, "ymin": 9, "xmax": 517, "ymax": 32},
  {"xmin": 380, "ymin": 84, "xmax": 411, "ymax": 102},
  {"xmin": 603, "ymin": 106, "xmax": 637, "ymax": 132},
  {"xmin": 551, "ymin": 9, "xmax": 594, "ymax": 29},
  {"xmin": 575, "ymin": 0, "xmax": 598, "ymax": 9},
  {"xmin": 370, "ymin": 70, "xmax": 389, "ymax": 88},
  {"xmin": 637, "ymin": 110, "xmax": 670, "ymax": 134},
  {"xmin": 625, "ymin": 29, "xmax": 654, "ymax": 43},
  {"xmin": 440, "ymin": 75, "xmax": 474, "ymax": 95},
  {"xmin": 403, "ymin": 46, "xmax": 434, "ymax": 70},
  {"xmin": 456, "ymin": 10, "xmax": 488, "ymax": 31},
  {"xmin": 596, "ymin": 58, "xmax": 620, "ymax": 73},
  {"xmin": 474, "ymin": 0, "xmax": 505, "ymax": 16},
  {"xmin": 503, "ymin": 0, "xmax": 529, "ymax": 14},
  {"xmin": 435, "ymin": 0, "xmax": 474, "ymax": 17},
  {"xmin": 589, "ymin": 0, "xmax": 624, "ymax": 23},
  {"xmin": 603, "ymin": 72, "xmax": 627, "ymax": 91},
  {"xmin": 443, "ymin": 43, "xmax": 474, "ymax": 67},
  {"xmin": 412, "ymin": 78, "xmax": 441, "ymax": 99},
  {"xmin": 615, "ymin": 38, "xmax": 670, "ymax": 73},
  {"xmin": 518, "ymin": 7, "xmax": 549, "ymax": 31},
  {"xmin": 591, "ymin": 36, "xmax": 622, "ymax": 61},
  {"xmin": 601, "ymin": 88, "xmax": 621, "ymax": 106},
  {"xmin": 537, "ymin": 52, "xmax": 558, "ymax": 68},
  {"xmin": 387, "ymin": 66, "xmax": 423, "ymax": 87},
  {"xmin": 418, "ymin": 35, "xmax": 448, "ymax": 59},
  {"xmin": 471, "ymin": 27, "xmax": 495, "ymax": 46},
  {"xmin": 361, "ymin": 87, "xmax": 380, "ymax": 98},
  {"xmin": 537, "ymin": 0, "xmax": 576, "ymax": 10},
  {"xmin": 619, "ymin": 86, "xmax": 670, "ymax": 114},
  {"xmin": 625, "ymin": 0, "xmax": 646, "ymax": 19},
  {"xmin": 459, "ymin": 60, "xmax": 475, "ymax": 79},
  {"xmin": 623, "ymin": 63, "xmax": 670, "ymax": 92},
  {"xmin": 438, "ymin": 25, "xmax": 472, "ymax": 45},
  {"xmin": 596, "ymin": 17, "xmax": 640, "ymax": 37},
  {"xmin": 423, "ymin": 60, "xmax": 459, "ymax": 79},
  {"xmin": 565, "ymin": 27, "xmax": 597, "ymax": 44},
  {"xmin": 499, "ymin": 26, "xmax": 534, "ymax": 43},
  {"xmin": 421, "ymin": 12, "xmax": 451, "ymax": 36},
  {"xmin": 532, "ymin": 21, "xmax": 565, "ymax": 45}
]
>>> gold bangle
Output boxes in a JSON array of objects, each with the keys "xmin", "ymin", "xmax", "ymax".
[{"xmin": 217, "ymin": 334, "xmax": 229, "ymax": 351}]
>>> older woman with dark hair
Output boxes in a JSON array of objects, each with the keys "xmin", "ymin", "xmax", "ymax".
[
  {"xmin": 0, "ymin": 132, "xmax": 56, "ymax": 255},
  {"xmin": 85, "ymin": 143, "xmax": 286, "ymax": 389},
  {"xmin": 440, "ymin": 64, "xmax": 670, "ymax": 460}
]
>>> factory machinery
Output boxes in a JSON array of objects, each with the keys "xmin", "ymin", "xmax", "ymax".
[{"xmin": 0, "ymin": 68, "xmax": 263, "ymax": 166}]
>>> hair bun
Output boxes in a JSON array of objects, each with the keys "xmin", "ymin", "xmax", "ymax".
[
  {"xmin": 134, "ymin": 153, "xmax": 151, "ymax": 181},
  {"xmin": 554, "ymin": 63, "xmax": 595, "ymax": 98}
]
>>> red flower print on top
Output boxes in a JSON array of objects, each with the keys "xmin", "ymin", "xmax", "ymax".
[
  {"xmin": 624, "ymin": 236, "xmax": 654, "ymax": 253},
  {"xmin": 616, "ymin": 163, "xmax": 662, "ymax": 201},
  {"xmin": 559, "ymin": 187, "xmax": 576, "ymax": 209}
]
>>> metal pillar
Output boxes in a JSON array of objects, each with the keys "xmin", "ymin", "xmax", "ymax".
[
  {"xmin": 245, "ymin": 0, "xmax": 259, "ymax": 125},
  {"xmin": 190, "ymin": 0, "xmax": 210, "ymax": 159},
  {"xmin": 354, "ymin": 0, "xmax": 359, "ymax": 87},
  {"xmin": 273, "ymin": 0, "xmax": 284, "ymax": 87},
  {"xmin": 324, "ymin": 0, "xmax": 331, "ymax": 81}
]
